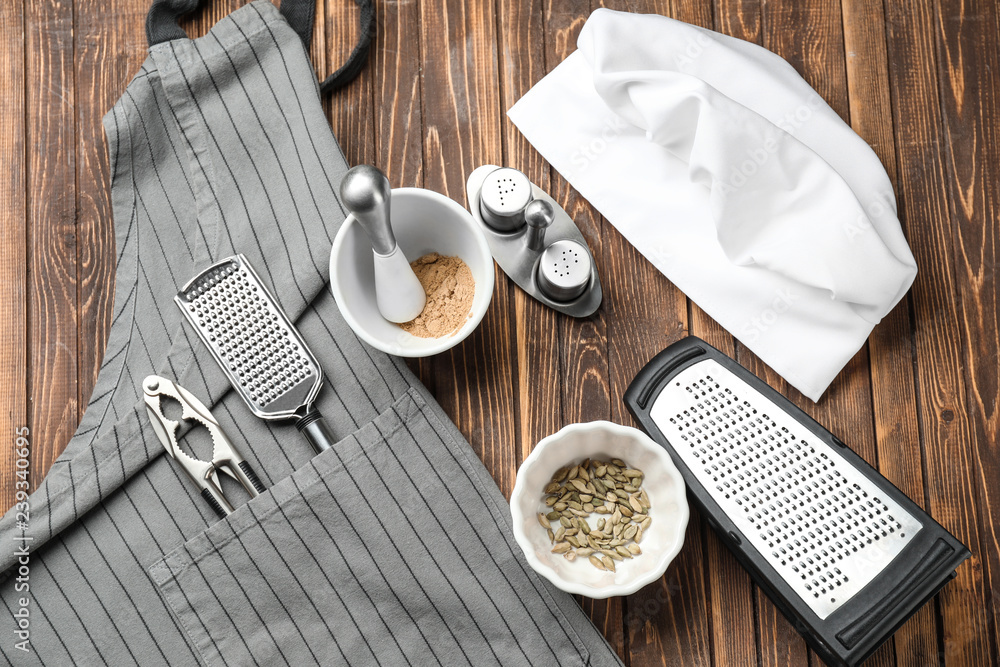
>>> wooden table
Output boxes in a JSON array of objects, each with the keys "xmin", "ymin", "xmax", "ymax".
[{"xmin": 2, "ymin": 0, "xmax": 997, "ymax": 665}]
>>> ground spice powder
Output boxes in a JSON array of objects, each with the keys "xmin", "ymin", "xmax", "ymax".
[{"xmin": 399, "ymin": 253, "xmax": 475, "ymax": 338}]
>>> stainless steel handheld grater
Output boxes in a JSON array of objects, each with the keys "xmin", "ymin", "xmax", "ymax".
[
  {"xmin": 625, "ymin": 337, "xmax": 969, "ymax": 667},
  {"xmin": 176, "ymin": 254, "xmax": 336, "ymax": 453}
]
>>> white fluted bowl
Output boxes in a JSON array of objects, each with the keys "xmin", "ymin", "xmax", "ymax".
[{"xmin": 510, "ymin": 421, "xmax": 689, "ymax": 598}]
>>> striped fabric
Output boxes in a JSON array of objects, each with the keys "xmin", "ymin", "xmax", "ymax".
[{"xmin": 0, "ymin": 3, "xmax": 624, "ymax": 665}]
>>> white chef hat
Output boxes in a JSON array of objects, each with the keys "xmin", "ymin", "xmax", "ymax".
[{"xmin": 508, "ymin": 8, "xmax": 916, "ymax": 401}]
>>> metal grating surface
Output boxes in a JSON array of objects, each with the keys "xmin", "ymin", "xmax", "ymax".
[
  {"xmin": 176, "ymin": 255, "xmax": 322, "ymax": 419},
  {"xmin": 649, "ymin": 359, "xmax": 922, "ymax": 619}
]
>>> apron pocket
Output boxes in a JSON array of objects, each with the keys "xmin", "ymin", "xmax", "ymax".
[{"xmin": 150, "ymin": 387, "xmax": 590, "ymax": 667}]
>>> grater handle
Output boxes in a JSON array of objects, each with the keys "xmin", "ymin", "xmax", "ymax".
[{"xmin": 295, "ymin": 406, "xmax": 336, "ymax": 453}]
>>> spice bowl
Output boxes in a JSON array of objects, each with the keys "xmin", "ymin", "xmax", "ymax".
[
  {"xmin": 330, "ymin": 187, "xmax": 494, "ymax": 357},
  {"xmin": 510, "ymin": 421, "xmax": 689, "ymax": 598}
]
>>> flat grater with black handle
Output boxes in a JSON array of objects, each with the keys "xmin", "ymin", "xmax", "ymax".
[
  {"xmin": 624, "ymin": 336, "xmax": 969, "ymax": 667},
  {"xmin": 176, "ymin": 254, "xmax": 336, "ymax": 454}
]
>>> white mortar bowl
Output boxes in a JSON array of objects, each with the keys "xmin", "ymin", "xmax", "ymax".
[
  {"xmin": 330, "ymin": 187, "xmax": 494, "ymax": 357},
  {"xmin": 510, "ymin": 421, "xmax": 689, "ymax": 598}
]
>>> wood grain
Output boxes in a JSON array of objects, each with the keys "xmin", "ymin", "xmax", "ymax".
[
  {"xmin": 933, "ymin": 0, "xmax": 1000, "ymax": 662},
  {"xmin": 418, "ymin": 0, "xmax": 522, "ymax": 500},
  {"xmin": 323, "ymin": 0, "xmax": 375, "ymax": 167},
  {"xmin": 74, "ymin": 0, "xmax": 147, "ymax": 433},
  {"xmin": 26, "ymin": 0, "xmax": 79, "ymax": 489},
  {"xmin": 5, "ymin": 1, "xmax": 1000, "ymax": 665},
  {"xmin": 0, "ymin": 0, "xmax": 27, "ymax": 514},
  {"xmin": 884, "ymin": 0, "xmax": 994, "ymax": 664},
  {"xmin": 841, "ymin": 0, "xmax": 943, "ymax": 664}
]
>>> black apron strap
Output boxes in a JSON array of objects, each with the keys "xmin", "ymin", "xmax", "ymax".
[{"xmin": 146, "ymin": 0, "xmax": 374, "ymax": 93}]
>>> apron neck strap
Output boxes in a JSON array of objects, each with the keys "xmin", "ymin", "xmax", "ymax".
[{"xmin": 145, "ymin": 0, "xmax": 374, "ymax": 93}]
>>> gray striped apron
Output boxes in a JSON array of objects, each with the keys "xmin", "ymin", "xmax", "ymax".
[{"xmin": 0, "ymin": 1, "xmax": 625, "ymax": 665}]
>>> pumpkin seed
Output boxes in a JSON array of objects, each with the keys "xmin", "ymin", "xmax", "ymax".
[{"xmin": 540, "ymin": 457, "xmax": 648, "ymax": 570}]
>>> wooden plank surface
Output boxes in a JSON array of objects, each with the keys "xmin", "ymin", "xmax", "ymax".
[
  {"xmin": 26, "ymin": 0, "xmax": 78, "ymax": 489},
  {"xmin": 3, "ymin": 0, "xmax": 1000, "ymax": 665},
  {"xmin": 0, "ymin": 0, "xmax": 27, "ymax": 515}
]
